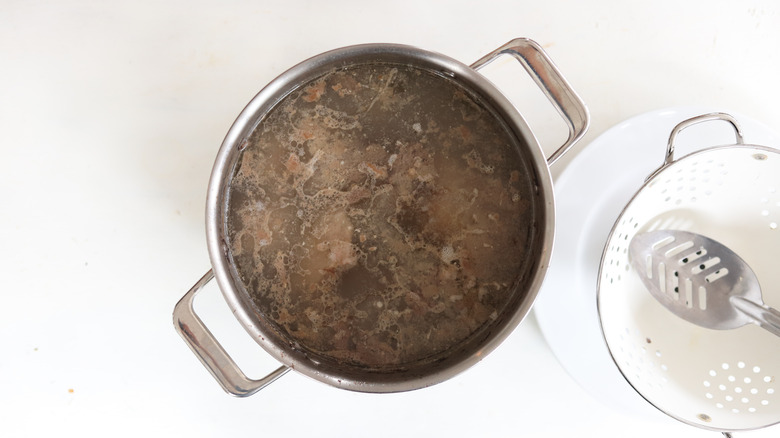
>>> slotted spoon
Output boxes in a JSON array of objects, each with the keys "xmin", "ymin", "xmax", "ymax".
[{"xmin": 629, "ymin": 229, "xmax": 780, "ymax": 337}]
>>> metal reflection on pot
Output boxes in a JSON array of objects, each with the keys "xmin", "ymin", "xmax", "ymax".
[{"xmin": 174, "ymin": 38, "xmax": 589, "ymax": 395}]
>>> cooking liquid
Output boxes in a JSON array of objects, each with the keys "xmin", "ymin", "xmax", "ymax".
[{"xmin": 226, "ymin": 63, "xmax": 535, "ymax": 369}]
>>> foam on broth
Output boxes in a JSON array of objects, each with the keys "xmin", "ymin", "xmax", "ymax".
[{"xmin": 226, "ymin": 62, "xmax": 536, "ymax": 369}]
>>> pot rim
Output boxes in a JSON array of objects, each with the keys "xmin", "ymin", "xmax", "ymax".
[{"xmin": 205, "ymin": 42, "xmax": 559, "ymax": 392}]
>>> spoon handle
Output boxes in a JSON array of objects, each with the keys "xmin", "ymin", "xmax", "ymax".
[{"xmin": 731, "ymin": 296, "xmax": 780, "ymax": 338}]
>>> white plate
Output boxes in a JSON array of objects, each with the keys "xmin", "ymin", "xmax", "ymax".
[{"xmin": 533, "ymin": 107, "xmax": 780, "ymax": 419}]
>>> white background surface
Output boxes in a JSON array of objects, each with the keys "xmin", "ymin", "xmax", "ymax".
[{"xmin": 2, "ymin": 1, "xmax": 780, "ymax": 437}]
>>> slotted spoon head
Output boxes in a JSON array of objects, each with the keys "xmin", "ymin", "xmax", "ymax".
[{"xmin": 628, "ymin": 230, "xmax": 764, "ymax": 330}]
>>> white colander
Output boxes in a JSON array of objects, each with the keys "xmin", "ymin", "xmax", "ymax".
[{"xmin": 597, "ymin": 113, "xmax": 780, "ymax": 434}]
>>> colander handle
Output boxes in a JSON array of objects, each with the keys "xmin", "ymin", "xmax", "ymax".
[
  {"xmin": 645, "ymin": 112, "xmax": 745, "ymax": 181},
  {"xmin": 665, "ymin": 112, "xmax": 745, "ymax": 166},
  {"xmin": 471, "ymin": 38, "xmax": 589, "ymax": 166},
  {"xmin": 173, "ymin": 269, "xmax": 290, "ymax": 397}
]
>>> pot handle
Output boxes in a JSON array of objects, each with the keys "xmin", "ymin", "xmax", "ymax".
[
  {"xmin": 173, "ymin": 269, "xmax": 290, "ymax": 397},
  {"xmin": 471, "ymin": 38, "xmax": 589, "ymax": 166},
  {"xmin": 646, "ymin": 112, "xmax": 745, "ymax": 180}
]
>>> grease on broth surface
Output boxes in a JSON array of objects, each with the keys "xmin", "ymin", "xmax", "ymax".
[{"xmin": 226, "ymin": 63, "xmax": 535, "ymax": 369}]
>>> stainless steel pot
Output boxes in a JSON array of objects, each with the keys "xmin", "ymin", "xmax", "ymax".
[{"xmin": 173, "ymin": 38, "xmax": 589, "ymax": 396}]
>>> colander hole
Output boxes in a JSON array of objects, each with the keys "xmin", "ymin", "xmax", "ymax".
[
  {"xmin": 697, "ymin": 413, "xmax": 712, "ymax": 422},
  {"xmin": 762, "ymin": 210, "xmax": 769, "ymax": 217},
  {"xmin": 719, "ymin": 384, "xmax": 727, "ymax": 391},
  {"xmin": 726, "ymin": 395, "xmax": 734, "ymax": 402},
  {"xmin": 734, "ymin": 386, "xmax": 742, "ymax": 392},
  {"xmin": 722, "ymin": 363, "xmax": 730, "ymax": 370},
  {"xmin": 738, "ymin": 361, "xmax": 746, "ymax": 368},
  {"xmin": 769, "ymin": 388, "xmax": 775, "ymax": 395},
  {"xmin": 729, "ymin": 375, "xmax": 736, "ymax": 382},
  {"xmin": 749, "ymin": 407, "xmax": 757, "ymax": 413},
  {"xmin": 656, "ymin": 350, "xmax": 662, "ymax": 357},
  {"xmin": 716, "ymin": 403, "xmax": 724, "ymax": 409},
  {"xmin": 754, "ymin": 366, "xmax": 761, "ymax": 373},
  {"xmin": 762, "ymin": 400, "xmax": 770, "ymax": 406},
  {"xmin": 732, "ymin": 408, "xmax": 740, "ymax": 413},
  {"xmin": 710, "ymin": 370, "xmax": 718, "ymax": 377},
  {"xmin": 751, "ymin": 388, "xmax": 759, "ymax": 394},
  {"xmin": 754, "ymin": 153, "xmax": 768, "ymax": 161},
  {"xmin": 661, "ymin": 364, "xmax": 668, "ymax": 372},
  {"xmin": 742, "ymin": 397, "xmax": 749, "ymax": 403},
  {"xmin": 765, "ymin": 376, "xmax": 773, "ymax": 383},
  {"xmin": 706, "ymin": 392, "xmax": 713, "ymax": 398},
  {"xmin": 704, "ymin": 380, "xmax": 711, "ymax": 387},
  {"xmin": 745, "ymin": 377, "xmax": 752, "ymax": 384},
  {"xmin": 770, "ymin": 222, "xmax": 778, "ymax": 230}
]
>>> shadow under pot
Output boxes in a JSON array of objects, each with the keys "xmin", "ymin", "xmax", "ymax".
[{"xmin": 174, "ymin": 38, "xmax": 589, "ymax": 395}]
